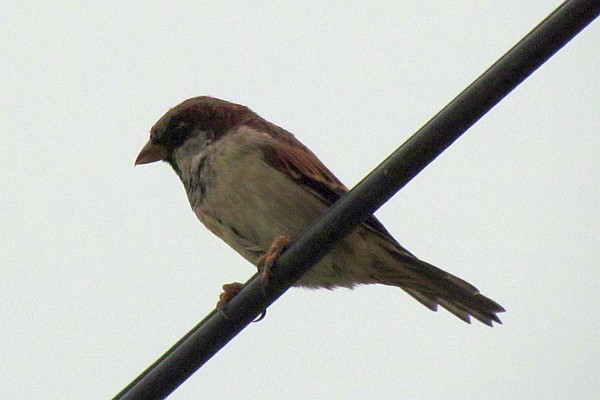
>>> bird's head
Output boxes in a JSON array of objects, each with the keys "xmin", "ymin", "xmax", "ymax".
[{"xmin": 135, "ymin": 96, "xmax": 253, "ymax": 174}]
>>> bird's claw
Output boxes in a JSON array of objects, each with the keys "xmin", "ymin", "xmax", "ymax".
[
  {"xmin": 217, "ymin": 282, "xmax": 244, "ymax": 312},
  {"xmin": 216, "ymin": 282, "xmax": 268, "ymax": 323}
]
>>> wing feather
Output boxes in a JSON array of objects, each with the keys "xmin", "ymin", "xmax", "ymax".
[{"xmin": 245, "ymin": 117, "xmax": 411, "ymax": 253}]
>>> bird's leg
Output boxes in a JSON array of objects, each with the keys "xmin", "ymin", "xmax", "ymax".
[
  {"xmin": 257, "ymin": 235, "xmax": 293, "ymax": 286},
  {"xmin": 216, "ymin": 282, "xmax": 244, "ymax": 310},
  {"xmin": 217, "ymin": 235, "xmax": 291, "ymax": 321}
]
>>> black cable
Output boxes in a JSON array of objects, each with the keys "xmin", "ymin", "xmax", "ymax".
[{"xmin": 114, "ymin": 1, "xmax": 600, "ymax": 399}]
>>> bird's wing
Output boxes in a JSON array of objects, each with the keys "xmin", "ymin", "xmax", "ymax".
[{"xmin": 245, "ymin": 118, "xmax": 413, "ymax": 255}]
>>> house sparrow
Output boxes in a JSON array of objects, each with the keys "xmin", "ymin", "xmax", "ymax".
[{"xmin": 136, "ymin": 96, "xmax": 504, "ymax": 326}]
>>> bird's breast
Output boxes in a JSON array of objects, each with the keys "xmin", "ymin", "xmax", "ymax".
[{"xmin": 188, "ymin": 136, "xmax": 328, "ymax": 253}]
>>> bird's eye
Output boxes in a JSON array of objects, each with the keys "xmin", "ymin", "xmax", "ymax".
[{"xmin": 164, "ymin": 119, "xmax": 195, "ymax": 148}]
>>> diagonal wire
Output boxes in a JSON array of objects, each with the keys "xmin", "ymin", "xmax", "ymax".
[{"xmin": 114, "ymin": 1, "xmax": 600, "ymax": 399}]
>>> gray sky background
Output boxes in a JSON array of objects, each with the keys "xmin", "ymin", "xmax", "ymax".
[{"xmin": 2, "ymin": 2, "xmax": 599, "ymax": 399}]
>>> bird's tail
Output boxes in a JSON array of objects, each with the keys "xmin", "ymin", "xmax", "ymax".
[{"xmin": 374, "ymin": 242, "xmax": 505, "ymax": 326}]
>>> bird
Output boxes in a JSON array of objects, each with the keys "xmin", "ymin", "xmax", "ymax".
[{"xmin": 135, "ymin": 96, "xmax": 504, "ymax": 326}]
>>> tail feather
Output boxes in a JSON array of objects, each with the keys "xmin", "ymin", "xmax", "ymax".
[
  {"xmin": 376, "ymin": 248, "xmax": 505, "ymax": 326},
  {"xmin": 401, "ymin": 287, "xmax": 439, "ymax": 312}
]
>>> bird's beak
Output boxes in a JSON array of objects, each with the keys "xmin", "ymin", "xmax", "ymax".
[{"xmin": 135, "ymin": 140, "xmax": 169, "ymax": 165}]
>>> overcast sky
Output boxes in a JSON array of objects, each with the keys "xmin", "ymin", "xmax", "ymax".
[{"xmin": 2, "ymin": 2, "xmax": 599, "ymax": 399}]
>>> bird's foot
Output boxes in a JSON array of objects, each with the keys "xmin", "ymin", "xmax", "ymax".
[
  {"xmin": 257, "ymin": 235, "xmax": 293, "ymax": 286},
  {"xmin": 217, "ymin": 282, "xmax": 244, "ymax": 310},
  {"xmin": 216, "ymin": 282, "xmax": 268, "ymax": 322},
  {"xmin": 216, "ymin": 235, "xmax": 291, "ymax": 321}
]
